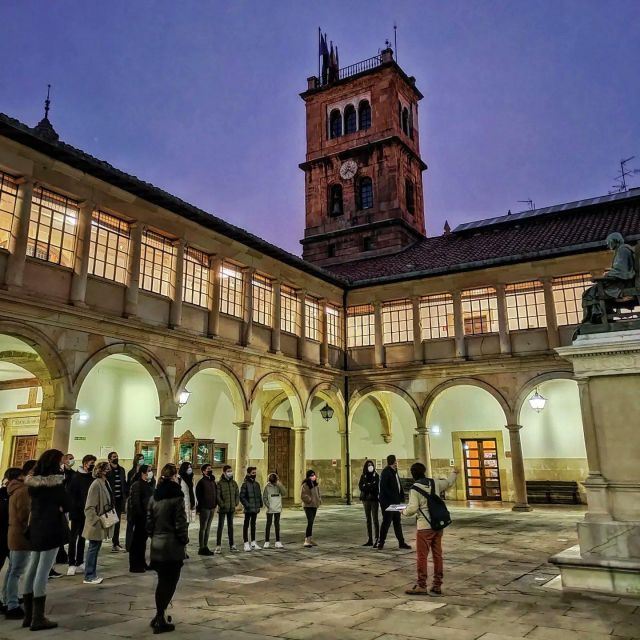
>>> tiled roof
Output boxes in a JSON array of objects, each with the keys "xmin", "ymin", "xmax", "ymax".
[{"xmin": 327, "ymin": 192, "xmax": 640, "ymax": 285}]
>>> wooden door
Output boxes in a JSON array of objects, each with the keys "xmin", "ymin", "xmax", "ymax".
[
  {"xmin": 462, "ymin": 438, "xmax": 501, "ymax": 500},
  {"xmin": 12, "ymin": 435, "xmax": 38, "ymax": 469},
  {"xmin": 267, "ymin": 427, "xmax": 290, "ymax": 491}
]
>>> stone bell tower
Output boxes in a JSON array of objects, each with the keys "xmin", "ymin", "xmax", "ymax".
[{"xmin": 299, "ymin": 46, "xmax": 427, "ymax": 267}]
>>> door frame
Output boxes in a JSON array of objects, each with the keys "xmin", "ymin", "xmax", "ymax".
[
  {"xmin": 0, "ymin": 412, "xmax": 40, "ymax": 472},
  {"xmin": 264, "ymin": 420, "xmax": 294, "ymax": 498},
  {"xmin": 461, "ymin": 437, "xmax": 502, "ymax": 501}
]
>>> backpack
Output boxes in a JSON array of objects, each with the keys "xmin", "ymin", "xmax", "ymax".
[{"xmin": 411, "ymin": 480, "xmax": 452, "ymax": 531}]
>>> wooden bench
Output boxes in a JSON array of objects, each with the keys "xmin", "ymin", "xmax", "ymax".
[{"xmin": 526, "ymin": 480, "xmax": 580, "ymax": 505}]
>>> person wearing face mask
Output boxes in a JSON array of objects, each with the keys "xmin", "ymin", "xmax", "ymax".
[
  {"xmin": 65, "ymin": 454, "xmax": 97, "ymax": 575},
  {"xmin": 55, "ymin": 453, "xmax": 76, "ymax": 567},
  {"xmin": 195, "ymin": 464, "xmax": 217, "ymax": 556},
  {"xmin": 377, "ymin": 454, "xmax": 411, "ymax": 551},
  {"xmin": 125, "ymin": 453, "xmax": 146, "ymax": 552},
  {"xmin": 127, "ymin": 454, "xmax": 145, "ymax": 486},
  {"xmin": 240, "ymin": 467, "xmax": 262, "ymax": 552},
  {"xmin": 358, "ymin": 460, "xmax": 380, "ymax": 547},
  {"xmin": 106, "ymin": 451, "xmax": 128, "ymax": 553},
  {"xmin": 301, "ymin": 470, "xmax": 321, "ymax": 548},
  {"xmin": 177, "ymin": 462, "xmax": 195, "ymax": 525},
  {"xmin": 215, "ymin": 465, "xmax": 239, "ymax": 554},
  {"xmin": 262, "ymin": 473, "xmax": 286, "ymax": 549},
  {"xmin": 128, "ymin": 464, "xmax": 154, "ymax": 572}
]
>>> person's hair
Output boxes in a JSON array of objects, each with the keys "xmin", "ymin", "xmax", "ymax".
[
  {"xmin": 63, "ymin": 453, "xmax": 74, "ymax": 461},
  {"xmin": 201, "ymin": 464, "xmax": 211, "ymax": 473},
  {"xmin": 33, "ymin": 449, "xmax": 64, "ymax": 476},
  {"xmin": 4, "ymin": 467, "xmax": 23, "ymax": 482},
  {"xmin": 22, "ymin": 460, "xmax": 37, "ymax": 476},
  {"xmin": 268, "ymin": 473, "xmax": 278, "ymax": 484},
  {"xmin": 82, "ymin": 454, "xmax": 97, "ymax": 466},
  {"xmin": 108, "ymin": 451, "xmax": 118, "ymax": 460},
  {"xmin": 364, "ymin": 459, "xmax": 375, "ymax": 472},
  {"xmin": 410, "ymin": 462, "xmax": 427, "ymax": 480},
  {"xmin": 178, "ymin": 461, "xmax": 192, "ymax": 479},
  {"xmin": 161, "ymin": 463, "xmax": 177, "ymax": 480},
  {"xmin": 93, "ymin": 461, "xmax": 110, "ymax": 478},
  {"xmin": 222, "ymin": 465, "xmax": 231, "ymax": 473},
  {"xmin": 247, "ymin": 466, "xmax": 256, "ymax": 475},
  {"xmin": 386, "ymin": 454, "xmax": 397, "ymax": 466},
  {"xmin": 139, "ymin": 464, "xmax": 149, "ymax": 475},
  {"xmin": 135, "ymin": 453, "xmax": 144, "ymax": 460},
  {"xmin": 303, "ymin": 469, "xmax": 317, "ymax": 487}
]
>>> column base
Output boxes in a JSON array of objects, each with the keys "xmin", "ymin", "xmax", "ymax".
[
  {"xmin": 71, "ymin": 300, "xmax": 88, "ymax": 308},
  {"xmin": 512, "ymin": 503, "xmax": 533, "ymax": 512}
]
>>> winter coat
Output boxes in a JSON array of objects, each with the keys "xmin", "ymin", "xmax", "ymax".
[
  {"xmin": 25, "ymin": 474, "xmax": 70, "ymax": 551},
  {"xmin": 127, "ymin": 478, "xmax": 153, "ymax": 522},
  {"xmin": 358, "ymin": 464, "xmax": 380, "ymax": 503},
  {"xmin": 67, "ymin": 469, "xmax": 94, "ymax": 522},
  {"xmin": 106, "ymin": 464, "xmax": 127, "ymax": 501},
  {"xmin": 403, "ymin": 474, "xmax": 458, "ymax": 530},
  {"xmin": 83, "ymin": 477, "xmax": 115, "ymax": 542},
  {"xmin": 263, "ymin": 482, "xmax": 286, "ymax": 514},
  {"xmin": 7, "ymin": 479, "xmax": 30, "ymax": 551},
  {"xmin": 63, "ymin": 467, "xmax": 76, "ymax": 487},
  {"xmin": 379, "ymin": 465, "xmax": 405, "ymax": 508},
  {"xmin": 146, "ymin": 480, "xmax": 189, "ymax": 565},
  {"xmin": 301, "ymin": 481, "xmax": 321, "ymax": 508},
  {"xmin": 217, "ymin": 475, "xmax": 240, "ymax": 514},
  {"xmin": 195, "ymin": 475, "xmax": 218, "ymax": 512},
  {"xmin": 0, "ymin": 485, "xmax": 8, "ymax": 554},
  {"xmin": 240, "ymin": 477, "xmax": 263, "ymax": 514},
  {"xmin": 180, "ymin": 478, "xmax": 195, "ymax": 523}
]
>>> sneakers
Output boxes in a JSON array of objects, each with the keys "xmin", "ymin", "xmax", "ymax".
[
  {"xmin": 308, "ymin": 538, "xmax": 318, "ymax": 546},
  {"xmin": 48, "ymin": 569, "xmax": 63, "ymax": 579},
  {"xmin": 243, "ymin": 542, "xmax": 251, "ymax": 552},
  {"xmin": 430, "ymin": 586, "xmax": 443, "ymax": 595},
  {"xmin": 66, "ymin": 565, "xmax": 77, "ymax": 576},
  {"xmin": 363, "ymin": 539, "xmax": 373, "ymax": 546},
  {"xmin": 5, "ymin": 606, "xmax": 25, "ymax": 619},
  {"xmin": 198, "ymin": 547, "xmax": 214, "ymax": 556},
  {"xmin": 263, "ymin": 541, "xmax": 270, "ymax": 549},
  {"xmin": 230, "ymin": 545, "xmax": 239, "ymax": 552},
  {"xmin": 83, "ymin": 577, "xmax": 104, "ymax": 585},
  {"xmin": 303, "ymin": 537, "xmax": 313, "ymax": 548},
  {"xmin": 214, "ymin": 546, "xmax": 222, "ymax": 554},
  {"xmin": 399, "ymin": 542, "xmax": 412, "ymax": 550},
  {"xmin": 274, "ymin": 541, "xmax": 284, "ymax": 549},
  {"xmin": 250, "ymin": 541, "xmax": 260, "ymax": 550},
  {"xmin": 405, "ymin": 584, "xmax": 429, "ymax": 595},
  {"xmin": 111, "ymin": 545, "xmax": 124, "ymax": 553},
  {"xmin": 76, "ymin": 563, "xmax": 85, "ymax": 572}
]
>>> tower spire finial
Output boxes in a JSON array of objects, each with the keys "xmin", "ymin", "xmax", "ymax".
[
  {"xmin": 34, "ymin": 83, "xmax": 59, "ymax": 142},
  {"xmin": 44, "ymin": 84, "xmax": 51, "ymax": 120}
]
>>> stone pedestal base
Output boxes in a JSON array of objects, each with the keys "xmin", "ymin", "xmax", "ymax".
[
  {"xmin": 578, "ymin": 521, "xmax": 640, "ymax": 559},
  {"xmin": 550, "ymin": 545, "xmax": 640, "ymax": 597}
]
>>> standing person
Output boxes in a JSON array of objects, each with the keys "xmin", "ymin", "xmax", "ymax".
[
  {"xmin": 128, "ymin": 464, "xmax": 153, "ymax": 572},
  {"xmin": 0, "ymin": 469, "xmax": 11, "ymax": 609},
  {"xmin": 66, "ymin": 454, "xmax": 96, "ymax": 576},
  {"xmin": 358, "ymin": 460, "xmax": 380, "ymax": 547},
  {"xmin": 262, "ymin": 473, "xmax": 285, "ymax": 549},
  {"xmin": 215, "ymin": 465, "xmax": 239, "ymax": 553},
  {"xmin": 300, "ymin": 470, "xmax": 321, "ymax": 548},
  {"xmin": 178, "ymin": 462, "xmax": 195, "ymax": 524},
  {"xmin": 83, "ymin": 461, "xmax": 116, "ymax": 585},
  {"xmin": 377, "ymin": 455, "xmax": 411, "ymax": 551},
  {"xmin": 402, "ymin": 463, "xmax": 459, "ymax": 595},
  {"xmin": 54, "ymin": 453, "xmax": 76, "ymax": 567},
  {"xmin": 106, "ymin": 451, "xmax": 127, "ymax": 552},
  {"xmin": 23, "ymin": 449, "xmax": 70, "ymax": 631},
  {"xmin": 126, "ymin": 453, "xmax": 145, "ymax": 552},
  {"xmin": 195, "ymin": 464, "xmax": 217, "ymax": 556},
  {"xmin": 127, "ymin": 453, "xmax": 145, "ymax": 486},
  {"xmin": 147, "ymin": 463, "xmax": 189, "ymax": 634},
  {"xmin": 239, "ymin": 467, "xmax": 262, "ymax": 552}
]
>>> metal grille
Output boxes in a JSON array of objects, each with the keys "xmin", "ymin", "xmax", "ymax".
[
  {"xmin": 347, "ymin": 304, "xmax": 375, "ymax": 347},
  {"xmin": 219, "ymin": 260, "xmax": 244, "ymax": 318},
  {"xmin": 140, "ymin": 230, "xmax": 176, "ymax": 297},
  {"xmin": 462, "ymin": 287, "xmax": 499, "ymax": 335},
  {"xmin": 338, "ymin": 55, "xmax": 381, "ymax": 81},
  {"xmin": 305, "ymin": 297, "xmax": 320, "ymax": 341},
  {"xmin": 506, "ymin": 281, "xmax": 547, "ymax": 330},
  {"xmin": 383, "ymin": 299, "xmax": 413, "ymax": 344},
  {"xmin": 252, "ymin": 273, "xmax": 273, "ymax": 326},
  {"xmin": 281, "ymin": 285, "xmax": 300, "ymax": 335},
  {"xmin": 552, "ymin": 274, "xmax": 591, "ymax": 326},
  {"xmin": 88, "ymin": 210, "xmax": 130, "ymax": 284},
  {"xmin": 0, "ymin": 171, "xmax": 18, "ymax": 250},
  {"xmin": 420, "ymin": 293, "xmax": 454, "ymax": 340},
  {"xmin": 183, "ymin": 246, "xmax": 210, "ymax": 308}
]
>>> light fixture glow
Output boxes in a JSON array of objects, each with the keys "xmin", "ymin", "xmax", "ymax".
[
  {"xmin": 78, "ymin": 412, "xmax": 89, "ymax": 424},
  {"xmin": 178, "ymin": 389, "xmax": 191, "ymax": 407},
  {"xmin": 529, "ymin": 388, "xmax": 547, "ymax": 413},
  {"xmin": 430, "ymin": 425, "xmax": 441, "ymax": 435},
  {"xmin": 319, "ymin": 403, "xmax": 334, "ymax": 422}
]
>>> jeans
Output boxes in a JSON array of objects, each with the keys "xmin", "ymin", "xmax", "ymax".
[
  {"xmin": 265, "ymin": 513, "xmax": 281, "ymax": 542},
  {"xmin": 155, "ymin": 563, "xmax": 182, "ymax": 615},
  {"xmin": 85, "ymin": 540, "xmax": 102, "ymax": 580},
  {"xmin": 5, "ymin": 550, "xmax": 32, "ymax": 609},
  {"xmin": 198, "ymin": 509, "xmax": 214, "ymax": 549},
  {"xmin": 68, "ymin": 516, "xmax": 86, "ymax": 566},
  {"xmin": 363, "ymin": 500, "xmax": 380, "ymax": 541},
  {"xmin": 129, "ymin": 519, "xmax": 148, "ymax": 571},
  {"xmin": 112, "ymin": 496, "xmax": 125, "ymax": 547},
  {"xmin": 243, "ymin": 512, "xmax": 257, "ymax": 543},
  {"xmin": 23, "ymin": 548, "xmax": 57, "ymax": 598},
  {"xmin": 216, "ymin": 511, "xmax": 234, "ymax": 546},
  {"xmin": 378, "ymin": 509, "xmax": 405, "ymax": 546},
  {"xmin": 304, "ymin": 507, "xmax": 317, "ymax": 538},
  {"xmin": 416, "ymin": 529, "xmax": 444, "ymax": 588}
]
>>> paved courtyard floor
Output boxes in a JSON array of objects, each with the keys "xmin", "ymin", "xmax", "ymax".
[{"xmin": 1, "ymin": 503, "xmax": 639, "ymax": 640}]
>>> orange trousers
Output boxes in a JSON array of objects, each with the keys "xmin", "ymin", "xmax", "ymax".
[{"xmin": 416, "ymin": 528, "xmax": 444, "ymax": 588}]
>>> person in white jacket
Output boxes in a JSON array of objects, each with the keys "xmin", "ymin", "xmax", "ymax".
[{"xmin": 402, "ymin": 462, "xmax": 458, "ymax": 595}]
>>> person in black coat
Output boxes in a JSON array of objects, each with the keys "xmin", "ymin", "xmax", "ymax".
[
  {"xmin": 106, "ymin": 451, "xmax": 128, "ymax": 552},
  {"xmin": 128, "ymin": 464, "xmax": 154, "ymax": 573},
  {"xmin": 377, "ymin": 454, "xmax": 411, "ymax": 551},
  {"xmin": 23, "ymin": 449, "xmax": 70, "ymax": 631},
  {"xmin": 147, "ymin": 463, "xmax": 188, "ymax": 634},
  {"xmin": 65, "ymin": 454, "xmax": 96, "ymax": 574},
  {"xmin": 358, "ymin": 459, "xmax": 380, "ymax": 547},
  {"xmin": 195, "ymin": 464, "xmax": 218, "ymax": 556}
]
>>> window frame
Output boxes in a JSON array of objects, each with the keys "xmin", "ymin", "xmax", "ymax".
[
  {"xmin": 252, "ymin": 272, "xmax": 273, "ymax": 327},
  {"xmin": 88, "ymin": 209, "xmax": 130, "ymax": 285},
  {"xmin": 219, "ymin": 260, "xmax": 244, "ymax": 318},
  {"xmin": 329, "ymin": 183, "xmax": 344, "ymax": 217},
  {"xmin": 461, "ymin": 287, "xmax": 499, "ymax": 336},
  {"xmin": 280, "ymin": 284, "xmax": 301, "ymax": 335},
  {"xmin": 358, "ymin": 100, "xmax": 371, "ymax": 130},
  {"xmin": 326, "ymin": 303, "xmax": 343, "ymax": 348},
  {"xmin": 305, "ymin": 296, "xmax": 321, "ymax": 342},
  {"xmin": 344, "ymin": 104, "xmax": 357, "ymax": 134},
  {"xmin": 419, "ymin": 293, "xmax": 454, "ymax": 340},
  {"xmin": 140, "ymin": 229, "xmax": 177, "ymax": 298},
  {"xmin": 552, "ymin": 274, "xmax": 591, "ymax": 326},
  {"xmin": 183, "ymin": 246, "xmax": 210, "ymax": 308},
  {"xmin": 347, "ymin": 304, "xmax": 375, "ymax": 348},
  {"xmin": 405, "ymin": 179, "xmax": 415, "ymax": 215},
  {"xmin": 0, "ymin": 171, "xmax": 18, "ymax": 251},
  {"xmin": 357, "ymin": 176, "xmax": 373, "ymax": 210},
  {"xmin": 382, "ymin": 299, "xmax": 414, "ymax": 344},
  {"xmin": 329, "ymin": 109, "xmax": 342, "ymax": 139},
  {"xmin": 505, "ymin": 280, "xmax": 547, "ymax": 330}
]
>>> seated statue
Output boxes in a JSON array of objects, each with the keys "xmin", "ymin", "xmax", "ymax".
[{"xmin": 581, "ymin": 232, "xmax": 636, "ymax": 325}]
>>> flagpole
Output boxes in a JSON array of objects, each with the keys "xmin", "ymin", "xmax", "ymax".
[{"xmin": 318, "ymin": 27, "xmax": 321, "ymax": 85}]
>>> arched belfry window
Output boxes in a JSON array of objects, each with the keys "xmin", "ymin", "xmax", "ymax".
[
  {"xmin": 358, "ymin": 100, "xmax": 371, "ymax": 130},
  {"xmin": 402, "ymin": 107, "xmax": 409, "ymax": 135},
  {"xmin": 405, "ymin": 179, "xmax": 415, "ymax": 215},
  {"xmin": 329, "ymin": 184, "xmax": 344, "ymax": 217},
  {"xmin": 329, "ymin": 109, "xmax": 342, "ymax": 139},
  {"xmin": 357, "ymin": 177, "xmax": 373, "ymax": 210},
  {"xmin": 344, "ymin": 105, "xmax": 357, "ymax": 134}
]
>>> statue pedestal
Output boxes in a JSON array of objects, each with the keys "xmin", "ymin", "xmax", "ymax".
[{"xmin": 551, "ymin": 330, "xmax": 640, "ymax": 596}]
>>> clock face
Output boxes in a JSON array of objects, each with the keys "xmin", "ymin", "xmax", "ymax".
[{"xmin": 339, "ymin": 160, "xmax": 358, "ymax": 180}]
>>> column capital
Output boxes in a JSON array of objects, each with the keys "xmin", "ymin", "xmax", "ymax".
[
  {"xmin": 233, "ymin": 421, "xmax": 253, "ymax": 430},
  {"xmin": 14, "ymin": 175, "xmax": 34, "ymax": 186},
  {"xmin": 49, "ymin": 408, "xmax": 78, "ymax": 419},
  {"xmin": 505, "ymin": 423, "xmax": 523, "ymax": 432},
  {"xmin": 416, "ymin": 426, "xmax": 429, "ymax": 435},
  {"xmin": 156, "ymin": 414, "xmax": 181, "ymax": 424}
]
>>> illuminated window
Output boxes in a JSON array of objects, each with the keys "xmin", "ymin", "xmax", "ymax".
[
  {"xmin": 281, "ymin": 285, "xmax": 301, "ymax": 335},
  {"xmin": 344, "ymin": 105, "xmax": 357, "ymax": 134},
  {"xmin": 358, "ymin": 100, "xmax": 371, "ymax": 130},
  {"xmin": 347, "ymin": 304, "xmax": 375, "ymax": 347},
  {"xmin": 219, "ymin": 260, "xmax": 244, "ymax": 318},
  {"xmin": 183, "ymin": 247, "xmax": 210, "ymax": 308},
  {"xmin": 326, "ymin": 304, "xmax": 343, "ymax": 347},
  {"xmin": 506, "ymin": 281, "xmax": 547, "ymax": 330},
  {"xmin": 462, "ymin": 287, "xmax": 499, "ymax": 335},
  {"xmin": 305, "ymin": 297, "xmax": 320, "ymax": 341},
  {"xmin": 553, "ymin": 274, "xmax": 591, "ymax": 326},
  {"xmin": 88, "ymin": 210, "xmax": 130, "ymax": 284},
  {"xmin": 252, "ymin": 273, "xmax": 273, "ymax": 326},
  {"xmin": 0, "ymin": 172, "xmax": 18, "ymax": 250},
  {"xmin": 383, "ymin": 299, "xmax": 413, "ymax": 344},
  {"xmin": 26, "ymin": 187, "xmax": 78, "ymax": 267},
  {"xmin": 140, "ymin": 230, "xmax": 176, "ymax": 297},
  {"xmin": 420, "ymin": 293, "xmax": 454, "ymax": 340}
]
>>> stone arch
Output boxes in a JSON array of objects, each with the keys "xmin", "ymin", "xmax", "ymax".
[
  {"xmin": 73, "ymin": 343, "xmax": 175, "ymax": 415},
  {"xmin": 349, "ymin": 383, "xmax": 421, "ymax": 427},
  {"xmin": 250, "ymin": 372, "xmax": 305, "ymax": 429},
  {"xmin": 305, "ymin": 382, "xmax": 346, "ymax": 433},
  {"xmin": 514, "ymin": 371, "xmax": 575, "ymax": 425}
]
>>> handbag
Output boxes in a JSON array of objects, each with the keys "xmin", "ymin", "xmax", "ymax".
[{"xmin": 99, "ymin": 507, "xmax": 119, "ymax": 529}]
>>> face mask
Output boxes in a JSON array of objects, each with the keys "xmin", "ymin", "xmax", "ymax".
[
  {"xmin": 206, "ymin": 470, "xmax": 213, "ymax": 477},
  {"xmin": 87, "ymin": 464, "xmax": 95, "ymax": 473},
  {"xmin": 186, "ymin": 468, "xmax": 193, "ymax": 475},
  {"xmin": 250, "ymin": 474, "xmax": 257, "ymax": 480},
  {"xmin": 111, "ymin": 458, "xmax": 119, "ymax": 466},
  {"xmin": 225, "ymin": 471, "xmax": 233, "ymax": 479},
  {"xmin": 137, "ymin": 459, "xmax": 143, "ymax": 466},
  {"xmin": 147, "ymin": 472, "xmax": 154, "ymax": 481},
  {"xmin": 367, "ymin": 465, "xmax": 374, "ymax": 473},
  {"xmin": 67, "ymin": 459, "xmax": 75, "ymax": 468}
]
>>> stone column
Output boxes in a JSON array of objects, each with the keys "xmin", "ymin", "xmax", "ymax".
[
  {"xmin": 4, "ymin": 178, "xmax": 33, "ymax": 289},
  {"xmin": 241, "ymin": 267, "xmax": 254, "ymax": 346},
  {"xmin": 293, "ymin": 427, "xmax": 306, "ymax": 505},
  {"xmin": 415, "ymin": 426, "xmax": 433, "ymax": 477},
  {"xmin": 70, "ymin": 201, "xmax": 94, "ymax": 306},
  {"xmin": 234, "ymin": 421, "xmax": 252, "ymax": 480},
  {"xmin": 412, "ymin": 296, "xmax": 423, "ymax": 363},
  {"xmin": 542, "ymin": 277, "xmax": 560, "ymax": 349},
  {"xmin": 207, "ymin": 255, "xmax": 222, "ymax": 338},
  {"xmin": 373, "ymin": 300, "xmax": 385, "ymax": 366},
  {"xmin": 271, "ymin": 279, "xmax": 282, "ymax": 354},
  {"xmin": 124, "ymin": 223, "xmax": 144, "ymax": 318},
  {"xmin": 506, "ymin": 424, "xmax": 532, "ymax": 511},
  {"xmin": 50, "ymin": 409, "xmax": 78, "ymax": 453},
  {"xmin": 452, "ymin": 290, "xmax": 466, "ymax": 358},
  {"xmin": 297, "ymin": 288, "xmax": 306, "ymax": 360},
  {"xmin": 157, "ymin": 415, "xmax": 180, "ymax": 467},
  {"xmin": 169, "ymin": 239, "xmax": 185, "ymax": 329},
  {"xmin": 320, "ymin": 298, "xmax": 329, "ymax": 366},
  {"xmin": 339, "ymin": 431, "xmax": 348, "ymax": 500},
  {"xmin": 496, "ymin": 284, "xmax": 512, "ymax": 355}
]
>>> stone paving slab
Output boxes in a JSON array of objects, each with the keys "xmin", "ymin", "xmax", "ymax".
[{"xmin": 0, "ymin": 503, "xmax": 638, "ymax": 640}]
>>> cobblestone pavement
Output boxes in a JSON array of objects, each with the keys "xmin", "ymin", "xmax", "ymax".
[{"xmin": 2, "ymin": 503, "xmax": 639, "ymax": 640}]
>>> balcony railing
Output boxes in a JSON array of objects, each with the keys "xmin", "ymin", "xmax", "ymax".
[{"xmin": 338, "ymin": 55, "xmax": 382, "ymax": 81}]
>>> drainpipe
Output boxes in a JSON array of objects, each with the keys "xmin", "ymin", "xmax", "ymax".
[{"xmin": 343, "ymin": 289, "xmax": 352, "ymax": 505}]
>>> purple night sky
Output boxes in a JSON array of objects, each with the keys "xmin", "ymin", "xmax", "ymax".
[{"xmin": 1, "ymin": 1, "xmax": 639, "ymax": 256}]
